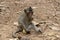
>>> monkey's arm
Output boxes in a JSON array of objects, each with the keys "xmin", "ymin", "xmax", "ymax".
[
  {"xmin": 20, "ymin": 21, "xmax": 27, "ymax": 30},
  {"xmin": 19, "ymin": 16, "xmax": 28, "ymax": 31}
]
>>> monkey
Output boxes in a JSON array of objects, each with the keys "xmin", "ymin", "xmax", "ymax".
[{"xmin": 12, "ymin": 7, "xmax": 42, "ymax": 38}]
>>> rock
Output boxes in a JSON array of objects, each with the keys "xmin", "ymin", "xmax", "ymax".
[
  {"xmin": 13, "ymin": 22, "xmax": 18, "ymax": 26},
  {"xmin": 32, "ymin": 21, "xmax": 39, "ymax": 25},
  {"xmin": 9, "ymin": 38, "xmax": 18, "ymax": 40},
  {"xmin": 0, "ymin": 9, "xmax": 2, "ymax": 12},
  {"xmin": 21, "ymin": 37, "xmax": 31, "ymax": 40},
  {"xmin": 49, "ymin": 26, "xmax": 60, "ymax": 31},
  {"xmin": 32, "ymin": 7, "xmax": 38, "ymax": 9}
]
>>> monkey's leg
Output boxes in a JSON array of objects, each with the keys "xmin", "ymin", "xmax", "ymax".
[
  {"xmin": 16, "ymin": 25, "xmax": 23, "ymax": 33},
  {"xmin": 32, "ymin": 24, "xmax": 42, "ymax": 33},
  {"xmin": 22, "ymin": 24, "xmax": 32, "ymax": 34},
  {"xmin": 28, "ymin": 23, "xmax": 42, "ymax": 33}
]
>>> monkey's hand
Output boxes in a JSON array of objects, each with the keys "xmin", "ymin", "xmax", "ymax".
[{"xmin": 29, "ymin": 18, "xmax": 33, "ymax": 21}]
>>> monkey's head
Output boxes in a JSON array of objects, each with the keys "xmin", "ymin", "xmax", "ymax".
[{"xmin": 24, "ymin": 7, "xmax": 33, "ymax": 18}]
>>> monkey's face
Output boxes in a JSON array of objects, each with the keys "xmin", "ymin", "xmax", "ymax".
[
  {"xmin": 27, "ymin": 12, "xmax": 33, "ymax": 21},
  {"xmin": 24, "ymin": 7, "xmax": 33, "ymax": 18},
  {"xmin": 27, "ymin": 12, "xmax": 33, "ymax": 18}
]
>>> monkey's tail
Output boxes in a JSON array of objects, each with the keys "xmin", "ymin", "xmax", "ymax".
[{"xmin": 12, "ymin": 32, "xmax": 17, "ymax": 38}]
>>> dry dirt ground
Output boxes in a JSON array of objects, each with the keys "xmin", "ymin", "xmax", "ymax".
[{"xmin": 0, "ymin": 0, "xmax": 60, "ymax": 40}]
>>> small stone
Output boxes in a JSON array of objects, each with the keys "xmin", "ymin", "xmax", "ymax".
[
  {"xmin": 22, "ymin": 29, "xmax": 26, "ymax": 34},
  {"xmin": 32, "ymin": 7, "xmax": 38, "ymax": 9},
  {"xmin": 21, "ymin": 37, "xmax": 31, "ymax": 40},
  {"xmin": 49, "ymin": 26, "xmax": 60, "ymax": 31},
  {"xmin": 0, "ymin": 34, "xmax": 1, "ymax": 37},
  {"xmin": 32, "ymin": 21, "xmax": 39, "ymax": 25},
  {"xmin": 0, "ymin": 9, "xmax": 2, "ymax": 12},
  {"xmin": 13, "ymin": 22, "xmax": 18, "ymax": 26},
  {"xmin": 9, "ymin": 38, "xmax": 18, "ymax": 40}
]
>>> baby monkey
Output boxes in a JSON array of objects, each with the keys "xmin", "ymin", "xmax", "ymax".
[{"xmin": 12, "ymin": 7, "xmax": 42, "ymax": 38}]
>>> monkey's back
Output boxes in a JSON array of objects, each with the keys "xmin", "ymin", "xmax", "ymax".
[{"xmin": 18, "ymin": 11, "xmax": 25, "ymax": 24}]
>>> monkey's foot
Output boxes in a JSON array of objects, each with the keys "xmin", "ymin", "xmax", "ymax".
[
  {"xmin": 26, "ymin": 31, "xmax": 30, "ymax": 34},
  {"xmin": 38, "ymin": 30, "xmax": 42, "ymax": 34}
]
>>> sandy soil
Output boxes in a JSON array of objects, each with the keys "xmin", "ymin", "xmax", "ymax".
[{"xmin": 0, "ymin": 0, "xmax": 60, "ymax": 40}]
